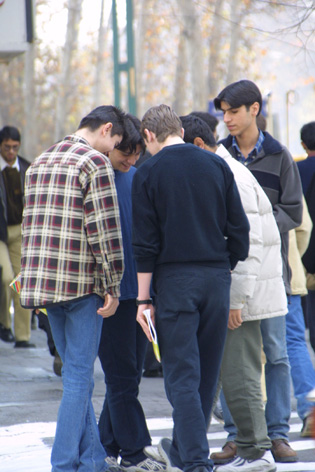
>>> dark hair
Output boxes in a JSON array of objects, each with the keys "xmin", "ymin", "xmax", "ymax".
[
  {"xmin": 180, "ymin": 115, "xmax": 216, "ymax": 148},
  {"xmin": 117, "ymin": 114, "xmax": 145, "ymax": 154},
  {"xmin": 78, "ymin": 105, "xmax": 126, "ymax": 137},
  {"xmin": 300, "ymin": 121, "xmax": 315, "ymax": 151},
  {"xmin": 141, "ymin": 104, "xmax": 182, "ymax": 142},
  {"xmin": 214, "ymin": 80, "xmax": 262, "ymax": 115},
  {"xmin": 256, "ymin": 114, "xmax": 267, "ymax": 131},
  {"xmin": 190, "ymin": 111, "xmax": 218, "ymax": 133},
  {"xmin": 0, "ymin": 126, "xmax": 21, "ymax": 144}
]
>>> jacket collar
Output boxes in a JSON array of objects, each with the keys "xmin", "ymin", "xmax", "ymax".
[{"xmin": 220, "ymin": 131, "xmax": 283, "ymax": 156}]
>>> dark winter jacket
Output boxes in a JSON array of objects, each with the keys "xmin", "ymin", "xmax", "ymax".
[{"xmin": 220, "ymin": 132, "xmax": 303, "ymax": 294}]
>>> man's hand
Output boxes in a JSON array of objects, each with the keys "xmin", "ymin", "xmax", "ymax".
[
  {"xmin": 137, "ymin": 304, "xmax": 155, "ymax": 342},
  {"xmin": 97, "ymin": 294, "xmax": 119, "ymax": 318},
  {"xmin": 228, "ymin": 308, "xmax": 242, "ymax": 330}
]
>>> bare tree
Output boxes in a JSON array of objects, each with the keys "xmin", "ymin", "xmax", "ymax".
[
  {"xmin": 226, "ymin": 0, "xmax": 244, "ymax": 85},
  {"xmin": 93, "ymin": 0, "xmax": 112, "ymax": 108},
  {"xmin": 23, "ymin": 43, "xmax": 36, "ymax": 160},
  {"xmin": 207, "ymin": 0, "xmax": 224, "ymax": 98},
  {"xmin": 172, "ymin": 33, "xmax": 187, "ymax": 116},
  {"xmin": 177, "ymin": 0, "xmax": 207, "ymax": 110},
  {"xmin": 54, "ymin": 0, "xmax": 83, "ymax": 141}
]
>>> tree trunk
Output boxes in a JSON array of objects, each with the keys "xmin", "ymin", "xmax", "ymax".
[
  {"xmin": 23, "ymin": 43, "xmax": 37, "ymax": 161},
  {"xmin": 172, "ymin": 32, "xmax": 187, "ymax": 116},
  {"xmin": 134, "ymin": 0, "xmax": 151, "ymax": 118},
  {"xmin": 54, "ymin": 0, "xmax": 83, "ymax": 141},
  {"xmin": 208, "ymin": 0, "xmax": 224, "ymax": 98},
  {"xmin": 226, "ymin": 0, "xmax": 243, "ymax": 84},
  {"xmin": 178, "ymin": 0, "xmax": 206, "ymax": 110},
  {"xmin": 93, "ymin": 0, "xmax": 112, "ymax": 108}
]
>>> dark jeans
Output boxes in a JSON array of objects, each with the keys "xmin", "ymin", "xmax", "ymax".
[
  {"xmin": 98, "ymin": 299, "xmax": 150, "ymax": 464},
  {"xmin": 154, "ymin": 264, "xmax": 231, "ymax": 472}
]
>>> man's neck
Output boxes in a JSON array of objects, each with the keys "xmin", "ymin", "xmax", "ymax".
[
  {"xmin": 234, "ymin": 125, "xmax": 260, "ymax": 159},
  {"xmin": 160, "ymin": 135, "xmax": 184, "ymax": 151}
]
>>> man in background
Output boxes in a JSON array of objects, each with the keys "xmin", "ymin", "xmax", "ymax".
[
  {"xmin": 298, "ymin": 121, "xmax": 315, "ymax": 356},
  {"xmin": 0, "ymin": 126, "xmax": 34, "ymax": 348}
]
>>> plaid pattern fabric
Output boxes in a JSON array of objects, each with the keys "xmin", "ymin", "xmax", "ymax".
[
  {"xmin": 232, "ymin": 130, "xmax": 265, "ymax": 165},
  {"xmin": 20, "ymin": 135, "xmax": 124, "ymax": 308}
]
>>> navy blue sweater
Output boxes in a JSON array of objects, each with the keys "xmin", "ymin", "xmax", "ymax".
[
  {"xmin": 115, "ymin": 168, "xmax": 138, "ymax": 300},
  {"xmin": 132, "ymin": 143, "xmax": 249, "ymax": 273}
]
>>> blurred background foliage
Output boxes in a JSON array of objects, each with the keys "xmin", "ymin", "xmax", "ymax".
[{"xmin": 0, "ymin": 0, "xmax": 314, "ymax": 159}]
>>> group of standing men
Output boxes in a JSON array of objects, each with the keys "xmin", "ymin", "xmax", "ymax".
[{"xmin": 0, "ymin": 78, "xmax": 312, "ymax": 472}]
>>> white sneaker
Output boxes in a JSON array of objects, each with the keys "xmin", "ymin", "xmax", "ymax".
[
  {"xmin": 121, "ymin": 457, "xmax": 166, "ymax": 472},
  {"xmin": 214, "ymin": 450, "xmax": 276, "ymax": 472},
  {"xmin": 144, "ymin": 439, "xmax": 182, "ymax": 472}
]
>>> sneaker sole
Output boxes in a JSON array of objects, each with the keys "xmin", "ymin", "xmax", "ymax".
[{"xmin": 214, "ymin": 465, "xmax": 277, "ymax": 472}]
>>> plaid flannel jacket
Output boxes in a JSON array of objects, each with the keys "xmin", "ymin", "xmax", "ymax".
[{"xmin": 20, "ymin": 135, "xmax": 124, "ymax": 308}]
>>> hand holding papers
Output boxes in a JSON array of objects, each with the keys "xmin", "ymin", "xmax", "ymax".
[{"xmin": 143, "ymin": 309, "xmax": 161, "ymax": 363}]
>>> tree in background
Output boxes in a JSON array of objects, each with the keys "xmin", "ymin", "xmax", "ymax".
[{"xmin": 0, "ymin": 0, "xmax": 314, "ymax": 159}]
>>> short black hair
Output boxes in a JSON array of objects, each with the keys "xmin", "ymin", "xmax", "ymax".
[
  {"xmin": 78, "ymin": 105, "xmax": 126, "ymax": 137},
  {"xmin": 117, "ymin": 114, "xmax": 145, "ymax": 154},
  {"xmin": 190, "ymin": 111, "xmax": 218, "ymax": 133},
  {"xmin": 0, "ymin": 126, "xmax": 21, "ymax": 144},
  {"xmin": 180, "ymin": 115, "xmax": 216, "ymax": 148},
  {"xmin": 214, "ymin": 79, "xmax": 262, "ymax": 115},
  {"xmin": 300, "ymin": 121, "xmax": 315, "ymax": 151}
]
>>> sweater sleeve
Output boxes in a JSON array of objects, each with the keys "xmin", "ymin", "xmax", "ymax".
[{"xmin": 132, "ymin": 168, "xmax": 160, "ymax": 273}]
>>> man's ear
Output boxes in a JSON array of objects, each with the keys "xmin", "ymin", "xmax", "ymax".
[
  {"xmin": 251, "ymin": 102, "xmax": 260, "ymax": 117},
  {"xmin": 301, "ymin": 141, "xmax": 308, "ymax": 151},
  {"xmin": 193, "ymin": 137, "xmax": 205, "ymax": 149},
  {"xmin": 181, "ymin": 128, "xmax": 185, "ymax": 139},
  {"xmin": 144, "ymin": 128, "xmax": 153, "ymax": 142},
  {"xmin": 102, "ymin": 122, "xmax": 113, "ymax": 135}
]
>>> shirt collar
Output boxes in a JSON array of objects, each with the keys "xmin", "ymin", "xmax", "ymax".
[
  {"xmin": 0, "ymin": 154, "xmax": 20, "ymax": 171},
  {"xmin": 232, "ymin": 130, "xmax": 265, "ymax": 165}
]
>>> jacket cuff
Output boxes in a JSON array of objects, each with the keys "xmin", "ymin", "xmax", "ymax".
[{"xmin": 107, "ymin": 285, "xmax": 121, "ymax": 298}]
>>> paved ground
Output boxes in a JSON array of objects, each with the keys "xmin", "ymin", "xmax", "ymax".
[{"xmin": 0, "ymin": 325, "xmax": 314, "ymax": 471}]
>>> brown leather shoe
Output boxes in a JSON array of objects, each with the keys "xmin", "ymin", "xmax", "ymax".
[
  {"xmin": 271, "ymin": 439, "xmax": 298, "ymax": 463},
  {"xmin": 210, "ymin": 441, "xmax": 237, "ymax": 465}
]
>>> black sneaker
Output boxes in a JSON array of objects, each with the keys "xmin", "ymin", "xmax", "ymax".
[
  {"xmin": 14, "ymin": 340, "xmax": 36, "ymax": 348},
  {"xmin": 0, "ymin": 323, "xmax": 15, "ymax": 342}
]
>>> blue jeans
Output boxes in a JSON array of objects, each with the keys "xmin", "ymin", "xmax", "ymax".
[
  {"xmin": 47, "ymin": 294, "xmax": 106, "ymax": 472},
  {"xmin": 260, "ymin": 314, "xmax": 291, "ymax": 440},
  {"xmin": 98, "ymin": 299, "xmax": 151, "ymax": 464},
  {"xmin": 286, "ymin": 295, "xmax": 315, "ymax": 420},
  {"xmin": 221, "ymin": 314, "xmax": 291, "ymax": 441},
  {"xmin": 154, "ymin": 264, "xmax": 231, "ymax": 472}
]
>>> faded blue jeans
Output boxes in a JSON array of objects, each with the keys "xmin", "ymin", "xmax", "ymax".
[{"xmin": 47, "ymin": 294, "xmax": 106, "ymax": 472}]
